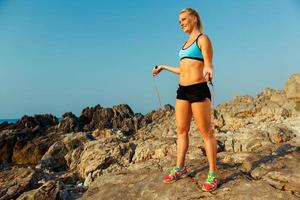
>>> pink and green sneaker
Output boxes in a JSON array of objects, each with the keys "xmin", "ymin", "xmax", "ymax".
[
  {"xmin": 201, "ymin": 172, "xmax": 219, "ymax": 192},
  {"xmin": 163, "ymin": 166, "xmax": 189, "ymax": 183}
]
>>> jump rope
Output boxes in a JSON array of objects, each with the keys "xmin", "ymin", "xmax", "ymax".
[{"xmin": 152, "ymin": 66, "xmax": 164, "ymax": 110}]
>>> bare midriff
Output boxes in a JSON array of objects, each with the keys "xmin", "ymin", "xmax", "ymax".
[{"xmin": 179, "ymin": 58, "xmax": 206, "ymax": 86}]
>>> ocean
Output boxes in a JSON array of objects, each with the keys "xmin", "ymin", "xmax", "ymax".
[
  {"xmin": 0, "ymin": 117, "xmax": 62, "ymax": 124},
  {"xmin": 0, "ymin": 119, "xmax": 19, "ymax": 124}
]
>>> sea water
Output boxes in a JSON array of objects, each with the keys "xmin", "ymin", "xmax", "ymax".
[{"xmin": 0, "ymin": 119, "xmax": 19, "ymax": 123}]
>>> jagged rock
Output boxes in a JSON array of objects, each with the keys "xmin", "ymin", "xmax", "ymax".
[
  {"xmin": 260, "ymin": 101, "xmax": 290, "ymax": 119},
  {"xmin": 284, "ymin": 73, "xmax": 300, "ymax": 101},
  {"xmin": 250, "ymin": 144, "xmax": 300, "ymax": 193},
  {"xmin": 111, "ymin": 104, "xmax": 137, "ymax": 134},
  {"xmin": 91, "ymin": 128, "xmax": 113, "ymax": 139},
  {"xmin": 270, "ymin": 90, "xmax": 288, "ymax": 105},
  {"xmin": 39, "ymin": 141, "xmax": 68, "ymax": 171},
  {"xmin": 224, "ymin": 129, "xmax": 274, "ymax": 153},
  {"xmin": 139, "ymin": 111, "xmax": 154, "ymax": 128},
  {"xmin": 16, "ymin": 180, "xmax": 61, "ymax": 200},
  {"xmin": 0, "ymin": 122, "xmax": 11, "ymax": 132},
  {"xmin": 79, "ymin": 103, "xmax": 163, "ymax": 134},
  {"xmin": 1, "ymin": 74, "xmax": 300, "ymax": 199},
  {"xmin": 267, "ymin": 125, "xmax": 296, "ymax": 144},
  {"xmin": 80, "ymin": 105, "xmax": 101, "ymax": 124},
  {"xmin": 138, "ymin": 105, "xmax": 174, "ymax": 130},
  {"xmin": 215, "ymin": 75, "xmax": 300, "ymax": 131},
  {"xmin": 77, "ymin": 140, "xmax": 123, "ymax": 179},
  {"xmin": 216, "ymin": 95, "xmax": 259, "ymax": 131},
  {"xmin": 284, "ymin": 74, "xmax": 300, "ymax": 115},
  {"xmin": 118, "ymin": 142, "xmax": 136, "ymax": 166},
  {"xmin": 164, "ymin": 104, "xmax": 175, "ymax": 112},
  {"xmin": 0, "ymin": 167, "xmax": 47, "ymax": 200},
  {"xmin": 212, "ymin": 110, "xmax": 225, "ymax": 130},
  {"xmin": 132, "ymin": 138, "xmax": 176, "ymax": 163},
  {"xmin": 63, "ymin": 132, "xmax": 94, "ymax": 170},
  {"xmin": 12, "ymin": 136, "xmax": 51, "ymax": 165},
  {"xmin": 112, "ymin": 117, "xmax": 135, "ymax": 134},
  {"xmin": 0, "ymin": 126, "xmax": 43, "ymax": 163},
  {"xmin": 0, "ymin": 120, "xmax": 60, "ymax": 164},
  {"xmin": 58, "ymin": 112, "xmax": 82, "ymax": 133},
  {"xmin": 112, "ymin": 104, "xmax": 134, "ymax": 118},
  {"xmin": 92, "ymin": 129, "xmax": 136, "ymax": 166},
  {"xmin": 60, "ymin": 170, "xmax": 80, "ymax": 185},
  {"xmin": 217, "ymin": 95, "xmax": 256, "ymax": 118},
  {"xmin": 0, "ymin": 130, "xmax": 17, "ymax": 162},
  {"xmin": 79, "ymin": 104, "xmax": 140, "ymax": 134},
  {"xmin": 133, "ymin": 113, "xmax": 144, "ymax": 132},
  {"xmin": 16, "ymin": 114, "xmax": 58, "ymax": 130},
  {"xmin": 80, "ymin": 104, "xmax": 113, "ymax": 131},
  {"xmin": 90, "ymin": 107, "xmax": 114, "ymax": 129}
]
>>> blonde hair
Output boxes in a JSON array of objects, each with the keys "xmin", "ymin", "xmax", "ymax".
[{"xmin": 180, "ymin": 8, "xmax": 204, "ymax": 33}]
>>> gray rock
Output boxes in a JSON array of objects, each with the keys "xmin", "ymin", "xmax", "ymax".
[
  {"xmin": 16, "ymin": 180, "xmax": 60, "ymax": 200},
  {"xmin": 0, "ymin": 167, "xmax": 46, "ymax": 200},
  {"xmin": 39, "ymin": 141, "xmax": 68, "ymax": 171},
  {"xmin": 58, "ymin": 112, "xmax": 83, "ymax": 133},
  {"xmin": 267, "ymin": 125, "xmax": 296, "ymax": 144}
]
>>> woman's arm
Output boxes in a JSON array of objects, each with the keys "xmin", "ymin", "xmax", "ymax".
[
  {"xmin": 198, "ymin": 35, "xmax": 213, "ymax": 81},
  {"xmin": 161, "ymin": 65, "xmax": 180, "ymax": 74},
  {"xmin": 152, "ymin": 65, "xmax": 180, "ymax": 76}
]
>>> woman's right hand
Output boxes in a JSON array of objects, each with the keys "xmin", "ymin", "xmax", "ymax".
[{"xmin": 152, "ymin": 65, "xmax": 163, "ymax": 76}]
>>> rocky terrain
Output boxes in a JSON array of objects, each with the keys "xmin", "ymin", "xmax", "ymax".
[{"xmin": 0, "ymin": 74, "xmax": 300, "ymax": 200}]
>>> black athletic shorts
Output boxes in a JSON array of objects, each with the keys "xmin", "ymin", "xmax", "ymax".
[{"xmin": 176, "ymin": 82, "xmax": 211, "ymax": 103}]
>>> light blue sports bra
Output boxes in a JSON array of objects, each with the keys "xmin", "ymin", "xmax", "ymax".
[{"xmin": 179, "ymin": 33, "xmax": 204, "ymax": 62}]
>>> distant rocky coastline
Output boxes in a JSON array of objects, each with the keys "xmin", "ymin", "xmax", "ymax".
[{"xmin": 1, "ymin": 74, "xmax": 299, "ymax": 200}]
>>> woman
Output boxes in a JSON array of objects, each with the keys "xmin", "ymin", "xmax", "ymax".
[{"xmin": 152, "ymin": 8, "xmax": 218, "ymax": 191}]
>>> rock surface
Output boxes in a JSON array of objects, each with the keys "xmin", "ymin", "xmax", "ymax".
[
  {"xmin": 16, "ymin": 180, "xmax": 61, "ymax": 200},
  {"xmin": 0, "ymin": 74, "xmax": 300, "ymax": 199}
]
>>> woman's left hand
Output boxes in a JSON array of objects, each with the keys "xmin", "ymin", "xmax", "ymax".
[{"xmin": 203, "ymin": 65, "xmax": 213, "ymax": 82}]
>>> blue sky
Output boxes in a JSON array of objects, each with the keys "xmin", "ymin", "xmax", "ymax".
[{"xmin": 0, "ymin": 0, "xmax": 299, "ymax": 118}]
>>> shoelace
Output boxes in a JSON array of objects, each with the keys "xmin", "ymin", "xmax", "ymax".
[
  {"xmin": 206, "ymin": 174, "xmax": 217, "ymax": 184},
  {"xmin": 169, "ymin": 166, "xmax": 185, "ymax": 176},
  {"xmin": 169, "ymin": 167, "xmax": 178, "ymax": 176}
]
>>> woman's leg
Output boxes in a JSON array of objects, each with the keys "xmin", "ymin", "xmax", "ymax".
[
  {"xmin": 191, "ymin": 99, "xmax": 217, "ymax": 172},
  {"xmin": 175, "ymin": 99, "xmax": 192, "ymax": 168}
]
